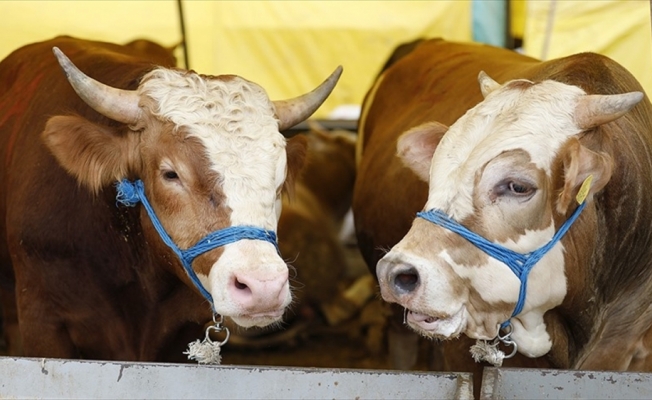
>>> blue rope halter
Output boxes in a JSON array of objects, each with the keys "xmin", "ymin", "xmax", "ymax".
[
  {"xmin": 417, "ymin": 201, "xmax": 586, "ymax": 329},
  {"xmin": 115, "ymin": 179, "xmax": 279, "ymax": 312}
]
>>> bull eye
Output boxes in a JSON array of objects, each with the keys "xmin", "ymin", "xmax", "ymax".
[
  {"xmin": 494, "ymin": 178, "xmax": 536, "ymax": 199},
  {"xmin": 509, "ymin": 181, "xmax": 530, "ymax": 194},
  {"xmin": 163, "ymin": 170, "xmax": 179, "ymax": 181}
]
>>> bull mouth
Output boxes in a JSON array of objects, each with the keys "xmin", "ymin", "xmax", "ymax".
[{"xmin": 405, "ymin": 306, "xmax": 466, "ymax": 339}]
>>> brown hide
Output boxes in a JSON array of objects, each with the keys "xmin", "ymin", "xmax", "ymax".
[
  {"xmin": 123, "ymin": 39, "xmax": 178, "ymax": 67},
  {"xmin": 279, "ymin": 126, "xmax": 358, "ymax": 318},
  {"xmin": 0, "ymin": 36, "xmax": 183, "ymax": 359},
  {"xmin": 355, "ymin": 40, "xmax": 539, "ymax": 272},
  {"xmin": 0, "ymin": 36, "xmax": 312, "ymax": 362},
  {"xmin": 298, "ymin": 125, "xmax": 357, "ymax": 227},
  {"xmin": 353, "ymin": 38, "xmax": 652, "ymax": 393},
  {"xmin": 375, "ymin": 38, "xmax": 425, "ymax": 79}
]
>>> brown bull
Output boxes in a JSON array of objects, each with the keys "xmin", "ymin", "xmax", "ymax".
[
  {"xmin": 0, "ymin": 36, "xmax": 341, "ymax": 361},
  {"xmin": 353, "ymin": 38, "xmax": 652, "ymax": 394}
]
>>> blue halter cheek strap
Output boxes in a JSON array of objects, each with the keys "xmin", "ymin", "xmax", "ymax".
[
  {"xmin": 417, "ymin": 202, "xmax": 586, "ymax": 329},
  {"xmin": 115, "ymin": 179, "xmax": 279, "ymax": 312}
]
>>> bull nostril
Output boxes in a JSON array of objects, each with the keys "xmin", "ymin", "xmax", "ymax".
[
  {"xmin": 396, "ymin": 273, "xmax": 418, "ymax": 286},
  {"xmin": 234, "ymin": 278, "xmax": 250, "ymax": 292},
  {"xmin": 392, "ymin": 267, "xmax": 419, "ymax": 294},
  {"xmin": 229, "ymin": 272, "xmax": 289, "ymax": 313}
]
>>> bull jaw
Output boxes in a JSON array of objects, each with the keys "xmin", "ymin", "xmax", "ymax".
[{"xmin": 405, "ymin": 306, "xmax": 467, "ymax": 339}]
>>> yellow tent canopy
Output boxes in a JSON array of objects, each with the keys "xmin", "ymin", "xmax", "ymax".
[{"xmin": 1, "ymin": 1, "xmax": 650, "ymax": 119}]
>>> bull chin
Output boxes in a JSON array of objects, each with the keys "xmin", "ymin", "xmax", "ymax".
[{"xmin": 229, "ymin": 312, "xmax": 286, "ymax": 329}]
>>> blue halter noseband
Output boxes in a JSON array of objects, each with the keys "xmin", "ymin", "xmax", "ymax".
[
  {"xmin": 115, "ymin": 179, "xmax": 279, "ymax": 311},
  {"xmin": 417, "ymin": 201, "xmax": 586, "ymax": 329}
]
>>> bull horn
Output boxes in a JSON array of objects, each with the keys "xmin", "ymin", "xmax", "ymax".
[
  {"xmin": 478, "ymin": 71, "xmax": 501, "ymax": 98},
  {"xmin": 574, "ymin": 91, "xmax": 644, "ymax": 130},
  {"xmin": 274, "ymin": 66, "xmax": 343, "ymax": 132},
  {"xmin": 52, "ymin": 47, "xmax": 141, "ymax": 125}
]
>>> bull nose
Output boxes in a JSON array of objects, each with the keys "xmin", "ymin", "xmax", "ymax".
[
  {"xmin": 229, "ymin": 270, "xmax": 289, "ymax": 312},
  {"xmin": 377, "ymin": 257, "xmax": 421, "ymax": 300},
  {"xmin": 390, "ymin": 267, "xmax": 420, "ymax": 294}
]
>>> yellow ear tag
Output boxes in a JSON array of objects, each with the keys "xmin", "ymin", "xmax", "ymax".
[{"xmin": 576, "ymin": 174, "xmax": 593, "ymax": 204}]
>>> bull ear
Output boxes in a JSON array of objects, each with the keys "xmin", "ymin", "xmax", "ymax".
[
  {"xmin": 42, "ymin": 116, "xmax": 138, "ymax": 195},
  {"xmin": 397, "ymin": 121, "xmax": 448, "ymax": 182},
  {"xmin": 556, "ymin": 137, "xmax": 613, "ymax": 214},
  {"xmin": 283, "ymin": 134, "xmax": 308, "ymax": 198}
]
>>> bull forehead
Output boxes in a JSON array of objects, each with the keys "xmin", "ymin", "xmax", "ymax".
[
  {"xmin": 139, "ymin": 69, "xmax": 286, "ymax": 229},
  {"xmin": 425, "ymin": 79, "xmax": 586, "ymax": 219}
]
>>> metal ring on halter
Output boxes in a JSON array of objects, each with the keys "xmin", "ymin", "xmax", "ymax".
[
  {"xmin": 498, "ymin": 321, "xmax": 513, "ymax": 340},
  {"xmin": 500, "ymin": 337, "xmax": 518, "ymax": 359},
  {"xmin": 205, "ymin": 324, "xmax": 231, "ymax": 345},
  {"xmin": 496, "ymin": 322, "xmax": 518, "ymax": 358},
  {"xmin": 205, "ymin": 314, "xmax": 230, "ymax": 345}
]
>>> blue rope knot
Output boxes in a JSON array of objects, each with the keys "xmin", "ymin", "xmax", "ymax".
[
  {"xmin": 417, "ymin": 202, "xmax": 586, "ymax": 329},
  {"xmin": 116, "ymin": 179, "xmax": 141, "ymax": 207},
  {"xmin": 114, "ymin": 179, "xmax": 279, "ymax": 311}
]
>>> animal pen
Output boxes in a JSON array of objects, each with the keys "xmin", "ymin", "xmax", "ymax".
[{"xmin": 1, "ymin": 1, "xmax": 652, "ymax": 399}]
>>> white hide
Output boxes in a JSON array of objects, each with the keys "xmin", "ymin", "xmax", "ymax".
[
  {"xmin": 140, "ymin": 69, "xmax": 290, "ymax": 326},
  {"xmin": 425, "ymin": 79, "xmax": 585, "ymax": 219},
  {"xmin": 382, "ymin": 78, "xmax": 591, "ymax": 357}
]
